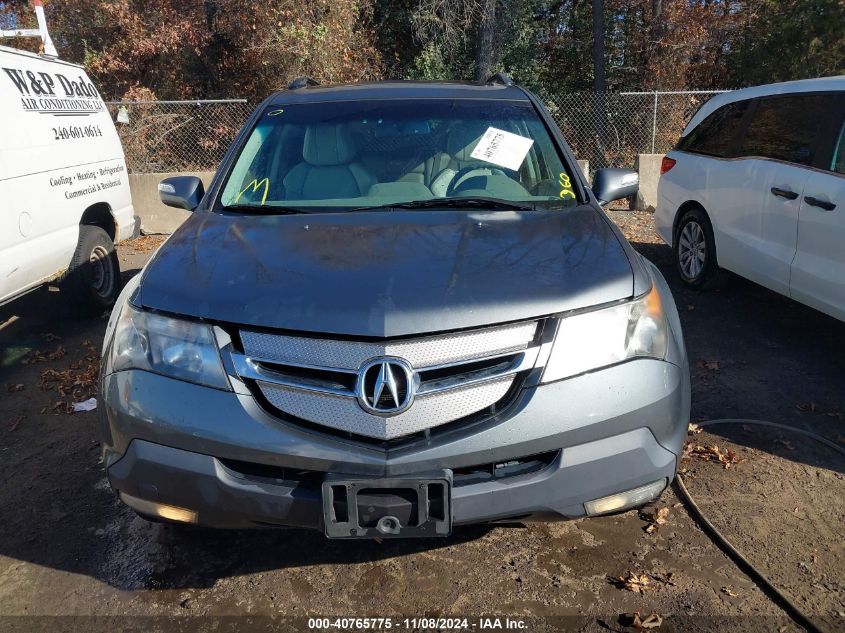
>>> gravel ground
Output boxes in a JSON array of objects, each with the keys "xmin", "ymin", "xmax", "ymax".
[{"xmin": 0, "ymin": 215, "xmax": 842, "ymax": 633}]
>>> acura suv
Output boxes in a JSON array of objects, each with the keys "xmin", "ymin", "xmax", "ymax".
[{"xmin": 99, "ymin": 76, "xmax": 690, "ymax": 538}]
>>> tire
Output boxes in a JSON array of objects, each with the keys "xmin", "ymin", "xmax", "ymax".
[
  {"xmin": 62, "ymin": 225, "xmax": 122, "ymax": 314},
  {"xmin": 673, "ymin": 207, "xmax": 728, "ymax": 290}
]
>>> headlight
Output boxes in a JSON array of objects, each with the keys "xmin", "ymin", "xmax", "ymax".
[
  {"xmin": 111, "ymin": 304, "xmax": 230, "ymax": 390},
  {"xmin": 542, "ymin": 285, "xmax": 668, "ymax": 383}
]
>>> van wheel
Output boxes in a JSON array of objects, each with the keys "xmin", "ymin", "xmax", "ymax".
[
  {"xmin": 63, "ymin": 225, "xmax": 121, "ymax": 314},
  {"xmin": 674, "ymin": 208, "xmax": 727, "ymax": 290}
]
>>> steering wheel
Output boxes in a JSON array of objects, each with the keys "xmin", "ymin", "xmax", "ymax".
[{"xmin": 446, "ymin": 164, "xmax": 509, "ymax": 196}]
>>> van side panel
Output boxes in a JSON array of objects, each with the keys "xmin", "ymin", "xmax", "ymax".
[{"xmin": 0, "ymin": 48, "xmax": 134, "ymax": 304}]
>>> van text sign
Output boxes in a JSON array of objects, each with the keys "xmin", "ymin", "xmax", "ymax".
[{"xmin": 2, "ymin": 66, "xmax": 104, "ymax": 115}]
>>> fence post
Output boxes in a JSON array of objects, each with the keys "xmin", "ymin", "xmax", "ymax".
[{"xmin": 651, "ymin": 91, "xmax": 658, "ymax": 154}]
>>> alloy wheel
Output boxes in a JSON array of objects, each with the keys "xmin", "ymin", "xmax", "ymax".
[{"xmin": 679, "ymin": 220, "xmax": 706, "ymax": 280}]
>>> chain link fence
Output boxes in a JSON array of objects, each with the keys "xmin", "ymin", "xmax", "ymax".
[
  {"xmin": 544, "ymin": 90, "xmax": 728, "ymax": 174},
  {"xmin": 108, "ymin": 91, "xmax": 727, "ymax": 174},
  {"xmin": 105, "ymin": 99, "xmax": 253, "ymax": 173}
]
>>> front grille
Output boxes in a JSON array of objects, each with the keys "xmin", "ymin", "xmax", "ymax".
[
  {"xmin": 229, "ymin": 320, "xmax": 545, "ymax": 441},
  {"xmin": 239, "ymin": 320, "xmax": 539, "ymax": 370},
  {"xmin": 259, "ymin": 374, "xmax": 515, "ymax": 440}
]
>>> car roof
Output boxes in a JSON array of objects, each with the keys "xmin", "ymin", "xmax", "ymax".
[
  {"xmin": 682, "ymin": 75, "xmax": 845, "ymax": 136},
  {"xmin": 267, "ymin": 80, "xmax": 531, "ymax": 105}
]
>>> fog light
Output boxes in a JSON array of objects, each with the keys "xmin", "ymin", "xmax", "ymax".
[
  {"xmin": 119, "ymin": 492, "xmax": 198, "ymax": 524},
  {"xmin": 584, "ymin": 479, "xmax": 666, "ymax": 516}
]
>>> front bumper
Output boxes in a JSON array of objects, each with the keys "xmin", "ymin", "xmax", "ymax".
[{"xmin": 101, "ymin": 358, "xmax": 689, "ymax": 530}]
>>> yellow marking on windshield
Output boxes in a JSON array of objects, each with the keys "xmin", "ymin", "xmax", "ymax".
[
  {"xmin": 234, "ymin": 178, "xmax": 270, "ymax": 206},
  {"xmin": 558, "ymin": 172, "xmax": 575, "ymax": 199}
]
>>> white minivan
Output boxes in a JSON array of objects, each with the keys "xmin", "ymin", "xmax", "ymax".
[
  {"xmin": 0, "ymin": 44, "xmax": 135, "ymax": 311},
  {"xmin": 655, "ymin": 77, "xmax": 845, "ymax": 322}
]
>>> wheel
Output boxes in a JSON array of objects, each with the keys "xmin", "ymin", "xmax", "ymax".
[
  {"xmin": 673, "ymin": 207, "xmax": 727, "ymax": 290},
  {"xmin": 62, "ymin": 225, "xmax": 122, "ymax": 314}
]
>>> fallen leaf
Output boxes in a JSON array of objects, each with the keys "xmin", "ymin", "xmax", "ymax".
[
  {"xmin": 640, "ymin": 506, "xmax": 669, "ymax": 524},
  {"xmin": 638, "ymin": 613, "xmax": 663, "ymax": 629},
  {"xmin": 719, "ymin": 447, "xmax": 746, "ymax": 469},
  {"xmin": 125, "ymin": 235, "xmax": 166, "ymax": 255},
  {"xmin": 39, "ymin": 359, "xmax": 99, "ymax": 411},
  {"xmin": 775, "ymin": 439, "xmax": 795, "ymax": 451},
  {"xmin": 795, "ymin": 402, "xmax": 817, "ymax": 413},
  {"xmin": 721, "ymin": 586, "xmax": 738, "ymax": 597},
  {"xmin": 9, "ymin": 414, "xmax": 24, "ymax": 431},
  {"xmin": 686, "ymin": 304, "xmax": 695, "ymax": 311},
  {"xmin": 7, "ymin": 383, "xmax": 25, "ymax": 392},
  {"xmin": 619, "ymin": 612, "xmax": 663, "ymax": 630},
  {"xmin": 21, "ymin": 350, "xmax": 48, "ymax": 365},
  {"xmin": 684, "ymin": 443, "xmax": 746, "ymax": 469},
  {"xmin": 609, "ymin": 571, "xmax": 651, "ymax": 593},
  {"xmin": 688, "ymin": 422, "xmax": 703, "ymax": 434}
]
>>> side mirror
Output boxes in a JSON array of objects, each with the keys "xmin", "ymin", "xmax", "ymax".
[
  {"xmin": 592, "ymin": 168, "xmax": 639, "ymax": 206},
  {"xmin": 158, "ymin": 176, "xmax": 205, "ymax": 211}
]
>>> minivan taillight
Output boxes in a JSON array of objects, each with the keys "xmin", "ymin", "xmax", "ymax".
[{"xmin": 661, "ymin": 157, "xmax": 676, "ymax": 174}]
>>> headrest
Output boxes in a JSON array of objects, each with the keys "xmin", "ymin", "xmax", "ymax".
[
  {"xmin": 303, "ymin": 124, "xmax": 357, "ymax": 166},
  {"xmin": 446, "ymin": 126, "xmax": 487, "ymax": 161}
]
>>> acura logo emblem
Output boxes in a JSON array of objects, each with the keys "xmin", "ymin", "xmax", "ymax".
[{"xmin": 356, "ymin": 357, "xmax": 415, "ymax": 416}]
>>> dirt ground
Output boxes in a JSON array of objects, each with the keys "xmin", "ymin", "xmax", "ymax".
[{"xmin": 0, "ymin": 215, "xmax": 842, "ymax": 633}]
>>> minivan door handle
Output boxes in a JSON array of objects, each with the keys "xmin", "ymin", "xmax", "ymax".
[
  {"xmin": 804, "ymin": 196, "xmax": 836, "ymax": 211},
  {"xmin": 770, "ymin": 187, "xmax": 799, "ymax": 200}
]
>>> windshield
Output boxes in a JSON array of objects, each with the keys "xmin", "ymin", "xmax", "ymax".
[{"xmin": 218, "ymin": 98, "xmax": 579, "ymax": 212}]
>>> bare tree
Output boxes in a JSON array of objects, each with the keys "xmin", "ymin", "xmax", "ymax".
[
  {"xmin": 412, "ymin": 0, "xmax": 483, "ymax": 61},
  {"xmin": 413, "ymin": 0, "xmax": 503, "ymax": 80},
  {"xmin": 592, "ymin": 0, "xmax": 605, "ymax": 92},
  {"xmin": 592, "ymin": 0, "xmax": 606, "ymax": 152},
  {"xmin": 475, "ymin": 0, "xmax": 496, "ymax": 81}
]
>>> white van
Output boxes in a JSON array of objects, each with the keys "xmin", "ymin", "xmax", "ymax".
[
  {"xmin": 0, "ymin": 44, "xmax": 135, "ymax": 311},
  {"xmin": 655, "ymin": 77, "xmax": 845, "ymax": 322}
]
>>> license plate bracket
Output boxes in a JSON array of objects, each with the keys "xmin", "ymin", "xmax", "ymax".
[{"xmin": 321, "ymin": 471, "xmax": 452, "ymax": 539}]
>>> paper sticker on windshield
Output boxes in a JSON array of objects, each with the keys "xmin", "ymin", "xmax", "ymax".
[{"xmin": 470, "ymin": 127, "xmax": 534, "ymax": 170}]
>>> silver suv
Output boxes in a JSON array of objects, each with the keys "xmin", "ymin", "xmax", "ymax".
[{"xmin": 99, "ymin": 77, "xmax": 690, "ymax": 538}]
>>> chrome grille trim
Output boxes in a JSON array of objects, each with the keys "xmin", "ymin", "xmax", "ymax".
[
  {"xmin": 232, "ymin": 356, "xmax": 351, "ymax": 397},
  {"xmin": 258, "ymin": 375, "xmax": 515, "ymax": 440},
  {"xmin": 231, "ymin": 346, "xmax": 540, "ymax": 398},
  {"xmin": 239, "ymin": 320, "xmax": 538, "ymax": 370}
]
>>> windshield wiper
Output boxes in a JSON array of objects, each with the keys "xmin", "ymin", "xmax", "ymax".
[
  {"xmin": 350, "ymin": 197, "xmax": 535, "ymax": 213},
  {"xmin": 221, "ymin": 204, "xmax": 312, "ymax": 215}
]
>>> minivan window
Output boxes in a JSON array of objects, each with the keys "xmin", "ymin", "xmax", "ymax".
[
  {"xmin": 677, "ymin": 100, "xmax": 749, "ymax": 158},
  {"xmin": 741, "ymin": 94, "xmax": 837, "ymax": 166},
  {"xmin": 218, "ymin": 99, "xmax": 578, "ymax": 212}
]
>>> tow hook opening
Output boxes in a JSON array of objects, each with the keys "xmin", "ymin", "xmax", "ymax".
[{"xmin": 376, "ymin": 515, "xmax": 401, "ymax": 535}]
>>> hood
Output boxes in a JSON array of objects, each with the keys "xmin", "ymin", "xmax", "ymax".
[{"xmin": 137, "ymin": 207, "xmax": 636, "ymax": 337}]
